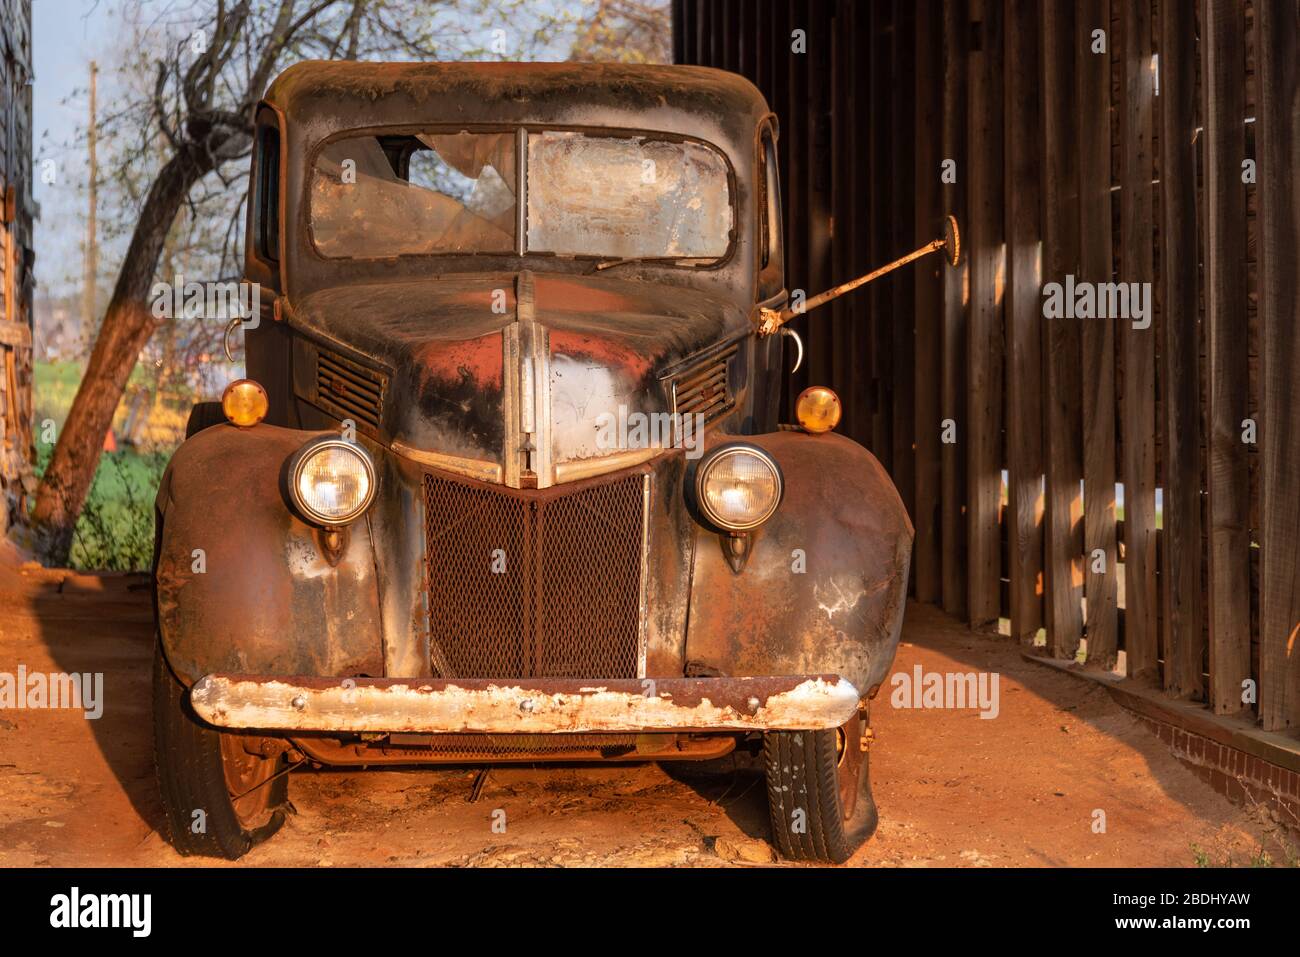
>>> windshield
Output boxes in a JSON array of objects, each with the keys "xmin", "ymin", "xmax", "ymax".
[{"xmin": 309, "ymin": 129, "xmax": 733, "ymax": 262}]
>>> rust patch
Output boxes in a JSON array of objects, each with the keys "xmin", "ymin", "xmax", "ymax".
[
  {"xmin": 535, "ymin": 275, "xmax": 638, "ymax": 314},
  {"xmin": 549, "ymin": 328, "xmax": 654, "ymax": 381},
  {"xmin": 415, "ymin": 334, "xmax": 504, "ymax": 389},
  {"xmin": 190, "ymin": 673, "xmax": 861, "ymax": 734}
]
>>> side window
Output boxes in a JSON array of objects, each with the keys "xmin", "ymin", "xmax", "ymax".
[
  {"xmin": 255, "ymin": 125, "xmax": 281, "ymax": 262},
  {"xmin": 757, "ymin": 127, "xmax": 784, "ymax": 302}
]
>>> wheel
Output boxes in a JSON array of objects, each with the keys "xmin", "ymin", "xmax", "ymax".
[
  {"xmin": 184, "ymin": 401, "xmax": 226, "ymax": 439},
  {"xmin": 152, "ymin": 640, "xmax": 290, "ymax": 858},
  {"xmin": 763, "ymin": 711, "xmax": 878, "ymax": 863}
]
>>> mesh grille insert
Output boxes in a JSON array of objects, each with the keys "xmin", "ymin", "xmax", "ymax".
[{"xmin": 422, "ymin": 471, "xmax": 646, "ymax": 679}]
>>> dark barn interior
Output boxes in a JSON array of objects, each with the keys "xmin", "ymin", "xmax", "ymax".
[{"xmin": 674, "ymin": 0, "xmax": 1300, "ymax": 803}]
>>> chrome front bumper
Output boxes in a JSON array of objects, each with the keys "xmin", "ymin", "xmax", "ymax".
[{"xmin": 188, "ymin": 674, "xmax": 861, "ymax": 734}]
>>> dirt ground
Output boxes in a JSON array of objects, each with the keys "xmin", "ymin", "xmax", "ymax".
[{"xmin": 0, "ymin": 543, "xmax": 1285, "ymax": 868}]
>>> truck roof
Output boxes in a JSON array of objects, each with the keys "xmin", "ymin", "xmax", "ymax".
[{"xmin": 264, "ymin": 61, "xmax": 771, "ymax": 161}]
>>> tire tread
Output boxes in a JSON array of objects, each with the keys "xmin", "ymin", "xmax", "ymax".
[{"xmin": 762, "ymin": 726, "xmax": 877, "ymax": 864}]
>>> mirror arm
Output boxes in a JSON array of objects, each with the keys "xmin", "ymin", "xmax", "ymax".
[{"xmin": 757, "ymin": 215, "xmax": 961, "ymax": 337}]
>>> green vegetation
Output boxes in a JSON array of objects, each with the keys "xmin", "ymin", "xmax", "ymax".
[
  {"xmin": 32, "ymin": 360, "xmax": 183, "ymax": 572},
  {"xmin": 32, "ymin": 443, "xmax": 168, "ymax": 572},
  {"xmin": 33, "ymin": 360, "xmax": 85, "ymax": 427}
]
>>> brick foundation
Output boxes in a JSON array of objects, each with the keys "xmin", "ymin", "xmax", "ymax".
[{"xmin": 1134, "ymin": 711, "xmax": 1300, "ymax": 830}]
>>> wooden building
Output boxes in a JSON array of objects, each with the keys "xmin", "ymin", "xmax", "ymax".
[
  {"xmin": 0, "ymin": 0, "xmax": 34, "ymax": 532},
  {"xmin": 675, "ymin": 0, "xmax": 1300, "ymax": 816}
]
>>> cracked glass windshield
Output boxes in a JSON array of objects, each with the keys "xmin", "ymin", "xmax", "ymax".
[{"xmin": 310, "ymin": 129, "xmax": 732, "ymax": 261}]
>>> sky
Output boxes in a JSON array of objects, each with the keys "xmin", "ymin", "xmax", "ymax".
[
  {"xmin": 31, "ymin": 0, "xmax": 117, "ymax": 295},
  {"xmin": 28, "ymin": 0, "xmax": 597, "ymax": 299}
]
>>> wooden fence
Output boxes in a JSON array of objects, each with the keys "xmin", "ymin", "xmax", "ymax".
[
  {"xmin": 675, "ymin": 0, "xmax": 1299, "ymax": 739},
  {"xmin": 0, "ymin": 0, "xmax": 35, "ymax": 533}
]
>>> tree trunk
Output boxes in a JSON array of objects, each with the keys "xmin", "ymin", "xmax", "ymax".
[{"xmin": 32, "ymin": 147, "xmax": 209, "ymax": 563}]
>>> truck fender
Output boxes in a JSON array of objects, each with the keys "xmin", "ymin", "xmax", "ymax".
[
  {"xmin": 154, "ymin": 423, "xmax": 385, "ymax": 686},
  {"xmin": 683, "ymin": 430, "xmax": 913, "ymax": 697}
]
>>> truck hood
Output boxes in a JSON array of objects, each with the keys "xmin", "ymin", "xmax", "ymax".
[{"xmin": 289, "ymin": 271, "xmax": 751, "ymax": 486}]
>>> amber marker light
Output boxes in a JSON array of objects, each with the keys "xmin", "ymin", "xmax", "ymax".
[
  {"xmin": 795, "ymin": 386, "xmax": 842, "ymax": 434},
  {"xmin": 221, "ymin": 379, "xmax": 269, "ymax": 428}
]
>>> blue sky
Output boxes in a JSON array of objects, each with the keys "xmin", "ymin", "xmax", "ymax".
[
  {"xmin": 31, "ymin": 1, "xmax": 116, "ymax": 294},
  {"xmin": 29, "ymin": 0, "xmax": 598, "ymax": 297},
  {"xmin": 31, "ymin": 2, "xmax": 111, "ymax": 155}
]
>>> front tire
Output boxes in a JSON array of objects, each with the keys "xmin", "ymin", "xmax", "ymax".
[
  {"xmin": 763, "ymin": 712, "xmax": 878, "ymax": 863},
  {"xmin": 152, "ymin": 641, "xmax": 290, "ymax": 859}
]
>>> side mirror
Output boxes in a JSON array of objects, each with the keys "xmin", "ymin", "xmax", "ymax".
[{"xmin": 758, "ymin": 215, "xmax": 961, "ymax": 336}]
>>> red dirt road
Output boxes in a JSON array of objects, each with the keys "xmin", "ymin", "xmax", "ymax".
[{"xmin": 0, "ymin": 547, "xmax": 1284, "ymax": 867}]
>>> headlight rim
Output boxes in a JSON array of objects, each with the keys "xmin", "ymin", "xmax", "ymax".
[
  {"xmin": 692, "ymin": 441, "xmax": 784, "ymax": 532},
  {"xmin": 286, "ymin": 436, "xmax": 377, "ymax": 528}
]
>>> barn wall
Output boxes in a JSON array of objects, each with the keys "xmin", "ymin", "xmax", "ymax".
[
  {"xmin": 0, "ymin": 0, "xmax": 35, "ymax": 531},
  {"xmin": 675, "ymin": 1, "xmax": 1300, "ymax": 746}
]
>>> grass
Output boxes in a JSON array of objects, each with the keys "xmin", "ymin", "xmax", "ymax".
[
  {"xmin": 33, "ymin": 360, "xmax": 84, "ymax": 428},
  {"xmin": 1189, "ymin": 793, "xmax": 1300, "ymax": 868},
  {"xmin": 30, "ymin": 360, "xmax": 189, "ymax": 572},
  {"xmin": 32, "ymin": 443, "xmax": 168, "ymax": 572}
]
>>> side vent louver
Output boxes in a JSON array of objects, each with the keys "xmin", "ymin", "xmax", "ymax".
[
  {"xmin": 315, "ymin": 347, "xmax": 386, "ymax": 433},
  {"xmin": 671, "ymin": 343, "xmax": 738, "ymax": 423}
]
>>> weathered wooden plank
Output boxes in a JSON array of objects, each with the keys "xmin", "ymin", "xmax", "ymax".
[
  {"xmin": 1159, "ymin": 1, "xmax": 1205, "ymax": 700},
  {"xmin": 941, "ymin": 0, "xmax": 970, "ymax": 620},
  {"xmin": 671, "ymin": 0, "xmax": 687, "ymax": 64},
  {"xmin": 736, "ymin": 0, "xmax": 749, "ymax": 77},
  {"xmin": 913, "ymin": 0, "xmax": 946, "ymax": 605},
  {"xmin": 892, "ymin": 0, "xmax": 918, "ymax": 541},
  {"xmin": 1256, "ymin": 0, "xmax": 1300, "ymax": 732},
  {"xmin": 1004, "ymin": 0, "xmax": 1044, "ymax": 643},
  {"xmin": 846, "ymin": 1, "xmax": 873, "ymax": 447},
  {"xmin": 1203, "ymin": 0, "xmax": 1252, "ymax": 714},
  {"xmin": 805, "ymin": 0, "xmax": 833, "ymax": 402},
  {"xmin": 1041, "ymin": 0, "xmax": 1085, "ymax": 657},
  {"xmin": 721, "ymin": 0, "xmax": 737, "ymax": 72},
  {"xmin": 786, "ymin": 2, "xmax": 811, "ymax": 409},
  {"xmin": 0, "ymin": 319, "xmax": 30, "ymax": 349},
  {"xmin": 869, "ymin": 0, "xmax": 895, "ymax": 467},
  {"xmin": 754, "ymin": 0, "xmax": 773, "ymax": 93},
  {"xmin": 966, "ymin": 0, "xmax": 1005, "ymax": 627},
  {"xmin": 1119, "ymin": 0, "xmax": 1159, "ymax": 682},
  {"xmin": 707, "ymin": 0, "xmax": 720, "ymax": 73},
  {"xmin": 829, "ymin": 0, "xmax": 853, "ymax": 413},
  {"xmin": 1078, "ymin": 0, "xmax": 1118, "ymax": 668}
]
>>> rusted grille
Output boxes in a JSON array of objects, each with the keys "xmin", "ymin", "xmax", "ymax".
[
  {"xmin": 671, "ymin": 342, "xmax": 738, "ymax": 423},
  {"xmin": 422, "ymin": 471, "xmax": 646, "ymax": 679},
  {"xmin": 315, "ymin": 347, "xmax": 386, "ymax": 432}
]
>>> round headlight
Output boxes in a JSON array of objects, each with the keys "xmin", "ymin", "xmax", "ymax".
[
  {"xmin": 695, "ymin": 444, "xmax": 783, "ymax": 531},
  {"xmin": 288, "ymin": 439, "xmax": 376, "ymax": 526}
]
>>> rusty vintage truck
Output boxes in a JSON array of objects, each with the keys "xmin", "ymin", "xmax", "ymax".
[{"xmin": 152, "ymin": 61, "xmax": 914, "ymax": 863}]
